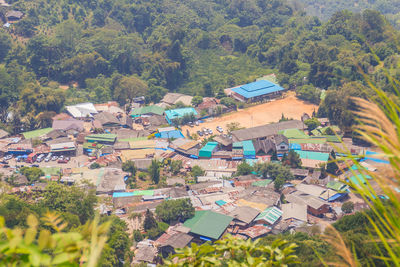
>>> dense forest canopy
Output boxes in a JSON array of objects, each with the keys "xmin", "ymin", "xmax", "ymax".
[
  {"xmin": 294, "ymin": 0, "xmax": 400, "ymax": 28},
  {"xmin": 0, "ymin": 0, "xmax": 399, "ymax": 133}
]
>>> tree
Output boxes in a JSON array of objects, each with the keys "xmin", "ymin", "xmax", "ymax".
[
  {"xmin": 274, "ymin": 177, "xmax": 285, "ymax": 192},
  {"xmin": 341, "ymin": 201, "xmax": 354, "ymax": 214},
  {"xmin": 149, "ymin": 159, "xmax": 160, "ymax": 184},
  {"xmin": 191, "ymin": 165, "xmax": 205, "ymax": 180},
  {"xmin": 170, "ymin": 160, "xmax": 183, "ymax": 175},
  {"xmin": 326, "ymin": 150, "xmax": 338, "ymax": 174},
  {"xmin": 122, "ymin": 161, "xmax": 137, "ymax": 177},
  {"xmin": 165, "ymin": 235, "xmax": 298, "ymax": 266},
  {"xmin": 271, "ymin": 150, "xmax": 278, "ymax": 161},
  {"xmin": 297, "ymin": 85, "xmax": 321, "ymax": 104},
  {"xmin": 0, "ymin": 31, "xmax": 11, "ymax": 62},
  {"xmin": 304, "ymin": 117, "xmax": 321, "ymax": 131},
  {"xmin": 41, "ymin": 183, "xmax": 97, "ymax": 224},
  {"xmin": 143, "ymin": 209, "xmax": 157, "ymax": 231},
  {"xmin": 89, "ymin": 162, "xmax": 101, "ymax": 169},
  {"xmin": 236, "ymin": 161, "xmax": 253, "ymax": 176},
  {"xmin": 113, "ymin": 76, "xmax": 148, "ymax": 106},
  {"xmin": 19, "ymin": 167, "xmax": 44, "ymax": 183},
  {"xmin": 155, "ymin": 199, "xmax": 195, "ymax": 224},
  {"xmin": 191, "ymin": 96, "xmax": 203, "ymax": 106},
  {"xmin": 283, "ymin": 150, "xmax": 302, "ymax": 168}
]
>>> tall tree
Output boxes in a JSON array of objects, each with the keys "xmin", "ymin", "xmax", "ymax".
[
  {"xmin": 327, "ymin": 150, "xmax": 338, "ymax": 174},
  {"xmin": 149, "ymin": 159, "xmax": 160, "ymax": 184}
]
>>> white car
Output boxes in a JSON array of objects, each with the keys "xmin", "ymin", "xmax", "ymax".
[
  {"xmin": 216, "ymin": 126, "xmax": 223, "ymax": 133},
  {"xmin": 195, "ymin": 121, "xmax": 199, "ymax": 126}
]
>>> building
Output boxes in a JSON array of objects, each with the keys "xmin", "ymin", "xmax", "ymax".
[
  {"xmin": 229, "ymin": 206, "xmax": 260, "ymax": 228},
  {"xmin": 242, "ymin": 140, "xmax": 256, "ymax": 159},
  {"xmin": 161, "ymin": 93, "xmax": 193, "ymax": 106},
  {"xmin": 285, "ymin": 191, "xmax": 330, "ymax": 217},
  {"xmin": 93, "ymin": 112, "xmax": 121, "ymax": 128},
  {"xmin": 229, "ymin": 80, "xmax": 285, "ymax": 103},
  {"xmin": 52, "ymin": 119, "xmax": 84, "ymax": 132},
  {"xmin": 65, "ymin": 103, "xmax": 98, "ymax": 119},
  {"xmin": 131, "ymin": 105, "xmax": 165, "ymax": 117},
  {"xmin": 6, "ymin": 10, "xmax": 23, "ymax": 21},
  {"xmin": 183, "ymin": 210, "xmax": 233, "ymax": 241},
  {"xmin": 294, "ymin": 151, "xmax": 330, "ymax": 168},
  {"xmin": 281, "ymin": 203, "xmax": 308, "ymax": 223},
  {"xmin": 231, "ymin": 120, "xmax": 304, "ymax": 142},
  {"xmin": 254, "ymin": 206, "xmax": 283, "ymax": 226},
  {"xmin": 199, "ymin": 142, "xmax": 218, "ymax": 158},
  {"xmin": 22, "ymin": 128, "xmax": 53, "ymax": 140},
  {"xmin": 165, "ymin": 108, "xmax": 198, "ymax": 124},
  {"xmin": 49, "ymin": 141, "xmax": 76, "ymax": 155},
  {"xmin": 84, "ymin": 134, "xmax": 117, "ymax": 145}
]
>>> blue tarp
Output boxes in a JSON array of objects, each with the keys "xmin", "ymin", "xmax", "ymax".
[
  {"xmin": 290, "ymin": 143, "xmax": 302, "ymax": 150},
  {"xmin": 328, "ymin": 193, "xmax": 348, "ymax": 202},
  {"xmin": 156, "ymin": 130, "xmax": 184, "ymax": 139}
]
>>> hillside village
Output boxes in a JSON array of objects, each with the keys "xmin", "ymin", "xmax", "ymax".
[{"xmin": 0, "ymin": 77, "xmax": 386, "ymax": 265}]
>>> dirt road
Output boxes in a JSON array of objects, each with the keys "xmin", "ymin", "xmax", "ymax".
[{"xmin": 182, "ymin": 93, "xmax": 318, "ymax": 136}]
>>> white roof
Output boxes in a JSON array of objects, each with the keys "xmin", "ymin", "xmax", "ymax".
[
  {"xmin": 158, "ymin": 127, "xmax": 176, "ymax": 132},
  {"xmin": 50, "ymin": 142, "xmax": 76, "ymax": 150},
  {"xmin": 282, "ymin": 203, "xmax": 307, "ymax": 222},
  {"xmin": 66, "ymin": 103, "xmax": 98, "ymax": 118},
  {"xmin": 296, "ymin": 183, "xmax": 326, "ymax": 198}
]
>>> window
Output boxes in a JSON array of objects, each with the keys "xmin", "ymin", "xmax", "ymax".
[{"xmin": 280, "ymin": 146, "xmax": 286, "ymax": 149}]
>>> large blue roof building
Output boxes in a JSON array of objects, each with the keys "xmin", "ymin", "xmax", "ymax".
[{"xmin": 231, "ymin": 80, "xmax": 285, "ymax": 102}]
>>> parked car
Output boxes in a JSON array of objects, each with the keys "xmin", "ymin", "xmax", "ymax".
[
  {"xmin": 208, "ymin": 129, "xmax": 213, "ymax": 135},
  {"xmin": 65, "ymin": 157, "xmax": 70, "ymax": 162},
  {"xmin": 36, "ymin": 154, "xmax": 45, "ymax": 163},
  {"xmin": 188, "ymin": 122, "xmax": 194, "ymax": 127},
  {"xmin": 57, "ymin": 159, "xmax": 68, "ymax": 164},
  {"xmin": 202, "ymin": 128, "xmax": 208, "ymax": 135},
  {"xmin": 31, "ymin": 164, "xmax": 39, "ymax": 168},
  {"xmin": 216, "ymin": 126, "xmax": 223, "ymax": 133},
  {"xmin": 195, "ymin": 121, "xmax": 199, "ymax": 126},
  {"xmin": 59, "ymin": 155, "xmax": 64, "ymax": 160},
  {"xmin": 51, "ymin": 155, "xmax": 58, "ymax": 161},
  {"xmin": 197, "ymin": 130, "xmax": 203, "ymax": 137},
  {"xmin": 45, "ymin": 153, "xmax": 52, "ymax": 162},
  {"xmin": 3, "ymin": 155, "xmax": 12, "ymax": 161}
]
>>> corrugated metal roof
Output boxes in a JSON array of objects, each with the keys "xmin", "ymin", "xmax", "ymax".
[
  {"xmin": 279, "ymin": 128, "xmax": 308, "ymax": 139},
  {"xmin": 255, "ymin": 206, "xmax": 282, "ymax": 225},
  {"xmin": 22, "ymin": 128, "xmax": 53, "ymax": 139},
  {"xmin": 165, "ymin": 108, "xmax": 198, "ymax": 120},
  {"xmin": 242, "ymin": 140, "xmax": 255, "ymax": 156},
  {"xmin": 131, "ymin": 105, "xmax": 165, "ymax": 116},
  {"xmin": 232, "ymin": 80, "xmax": 284, "ymax": 99},
  {"xmin": 85, "ymin": 134, "xmax": 117, "ymax": 142},
  {"xmin": 295, "ymin": 150, "xmax": 329, "ymax": 161},
  {"xmin": 184, "ymin": 210, "xmax": 233, "ymax": 240}
]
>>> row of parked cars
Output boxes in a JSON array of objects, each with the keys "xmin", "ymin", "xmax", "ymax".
[{"xmin": 197, "ymin": 126, "xmax": 223, "ymax": 137}]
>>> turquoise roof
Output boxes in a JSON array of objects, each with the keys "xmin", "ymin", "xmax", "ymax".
[
  {"xmin": 295, "ymin": 150, "xmax": 330, "ymax": 161},
  {"xmin": 242, "ymin": 140, "xmax": 255, "ymax": 156},
  {"xmin": 349, "ymin": 174, "xmax": 372, "ymax": 186},
  {"xmin": 199, "ymin": 142, "xmax": 218, "ymax": 158},
  {"xmin": 165, "ymin": 108, "xmax": 198, "ymax": 120}
]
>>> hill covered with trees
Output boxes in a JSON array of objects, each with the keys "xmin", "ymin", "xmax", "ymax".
[
  {"xmin": 0, "ymin": 0, "xmax": 399, "ymax": 135},
  {"xmin": 293, "ymin": 0, "xmax": 400, "ymax": 28}
]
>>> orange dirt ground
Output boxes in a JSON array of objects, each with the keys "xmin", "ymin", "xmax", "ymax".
[{"xmin": 182, "ymin": 92, "xmax": 318, "ymax": 136}]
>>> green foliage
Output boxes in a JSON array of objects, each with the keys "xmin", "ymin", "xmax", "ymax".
[
  {"xmin": 133, "ymin": 230, "xmax": 143, "ymax": 242},
  {"xmin": 149, "ymin": 159, "xmax": 160, "ymax": 184},
  {"xmin": 274, "ymin": 177, "xmax": 285, "ymax": 192},
  {"xmin": 226, "ymin": 122, "xmax": 243, "ymax": 134},
  {"xmin": 254, "ymin": 162, "xmax": 294, "ymax": 181},
  {"xmin": 191, "ymin": 95, "xmax": 203, "ymax": 106},
  {"xmin": 326, "ymin": 150, "xmax": 338, "ymax": 174},
  {"xmin": 304, "ymin": 117, "xmax": 321, "ymax": 131},
  {"xmin": 296, "ymin": 85, "xmax": 321, "ymax": 104},
  {"xmin": 155, "ymin": 199, "xmax": 195, "ymax": 224},
  {"xmin": 100, "ymin": 216, "xmax": 131, "ymax": 267},
  {"xmin": 165, "ymin": 235, "xmax": 298, "ymax": 266},
  {"xmin": 235, "ymin": 161, "xmax": 253, "ymax": 176},
  {"xmin": 41, "ymin": 183, "xmax": 97, "ymax": 224},
  {"xmin": 191, "ymin": 165, "xmax": 205, "ymax": 180},
  {"xmin": 143, "ymin": 209, "xmax": 157, "ymax": 231},
  {"xmin": 341, "ymin": 201, "xmax": 355, "ymax": 214},
  {"xmin": 0, "ymin": 213, "xmax": 109, "ymax": 266},
  {"xmin": 89, "ymin": 162, "xmax": 101, "ymax": 169},
  {"xmin": 283, "ymin": 150, "xmax": 302, "ymax": 168},
  {"xmin": 170, "ymin": 160, "xmax": 183, "ymax": 175},
  {"xmin": 19, "ymin": 167, "xmax": 44, "ymax": 183}
]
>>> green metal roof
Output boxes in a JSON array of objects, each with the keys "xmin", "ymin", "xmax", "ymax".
[
  {"xmin": 132, "ymin": 190, "xmax": 154, "ymax": 196},
  {"xmin": 278, "ymin": 128, "xmax": 308, "ymax": 139},
  {"xmin": 85, "ymin": 134, "xmax": 117, "ymax": 143},
  {"xmin": 22, "ymin": 128, "xmax": 53, "ymax": 139},
  {"xmin": 326, "ymin": 181, "xmax": 348, "ymax": 191},
  {"xmin": 252, "ymin": 179, "xmax": 272, "ymax": 187},
  {"xmin": 83, "ymin": 142, "xmax": 104, "ymax": 149},
  {"xmin": 242, "ymin": 140, "xmax": 255, "ymax": 156},
  {"xmin": 255, "ymin": 206, "xmax": 282, "ymax": 225},
  {"xmin": 184, "ymin": 210, "xmax": 233, "ymax": 240},
  {"xmin": 295, "ymin": 151, "xmax": 330, "ymax": 161},
  {"xmin": 311, "ymin": 129, "xmax": 322, "ymax": 136},
  {"xmin": 324, "ymin": 135, "xmax": 342, "ymax": 143},
  {"xmin": 131, "ymin": 105, "xmax": 165, "ymax": 116}
]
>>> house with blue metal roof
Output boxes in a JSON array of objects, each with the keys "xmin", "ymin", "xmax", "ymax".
[
  {"xmin": 165, "ymin": 107, "xmax": 198, "ymax": 125},
  {"xmin": 231, "ymin": 80, "xmax": 285, "ymax": 102}
]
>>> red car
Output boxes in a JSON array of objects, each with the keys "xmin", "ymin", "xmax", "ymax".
[{"xmin": 57, "ymin": 159, "xmax": 68, "ymax": 164}]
